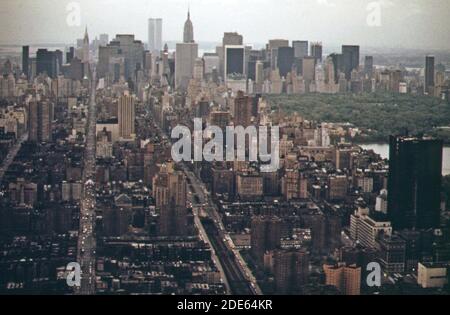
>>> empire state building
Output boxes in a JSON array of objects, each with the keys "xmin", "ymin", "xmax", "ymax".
[
  {"xmin": 183, "ymin": 10, "xmax": 194, "ymax": 43},
  {"xmin": 175, "ymin": 10, "xmax": 199, "ymax": 91}
]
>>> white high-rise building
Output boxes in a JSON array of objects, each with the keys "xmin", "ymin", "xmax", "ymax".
[{"xmin": 148, "ymin": 18, "xmax": 163, "ymax": 53}]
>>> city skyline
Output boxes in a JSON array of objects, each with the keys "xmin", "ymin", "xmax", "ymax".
[
  {"xmin": 1, "ymin": 0, "xmax": 450, "ymax": 299},
  {"xmin": 1, "ymin": 0, "xmax": 450, "ymax": 50}
]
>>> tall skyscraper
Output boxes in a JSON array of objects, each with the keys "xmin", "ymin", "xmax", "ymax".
[
  {"xmin": 425, "ymin": 55, "xmax": 435, "ymax": 95},
  {"xmin": 233, "ymin": 90, "xmax": 253, "ymax": 127},
  {"xmin": 118, "ymin": 94, "xmax": 135, "ymax": 140},
  {"xmin": 302, "ymin": 56, "xmax": 316, "ymax": 83},
  {"xmin": 310, "ymin": 42, "xmax": 323, "ymax": 63},
  {"xmin": 387, "ymin": 136, "xmax": 443, "ymax": 230},
  {"xmin": 148, "ymin": 18, "xmax": 163, "ymax": 53},
  {"xmin": 36, "ymin": 49, "xmax": 60, "ymax": 78},
  {"xmin": 66, "ymin": 47, "xmax": 75, "ymax": 64},
  {"xmin": 82, "ymin": 27, "xmax": 90, "ymax": 63},
  {"xmin": 292, "ymin": 40, "xmax": 308, "ymax": 59},
  {"xmin": 342, "ymin": 45, "xmax": 360, "ymax": 80},
  {"xmin": 364, "ymin": 56, "xmax": 374, "ymax": 77},
  {"xmin": 220, "ymin": 32, "xmax": 244, "ymax": 78},
  {"xmin": 99, "ymin": 34, "xmax": 109, "ymax": 46},
  {"xmin": 277, "ymin": 46, "xmax": 294, "ymax": 78},
  {"xmin": 98, "ymin": 34, "xmax": 145, "ymax": 83},
  {"xmin": 183, "ymin": 10, "xmax": 194, "ymax": 43},
  {"xmin": 28, "ymin": 99, "xmax": 53, "ymax": 142},
  {"xmin": 152, "ymin": 163, "xmax": 188, "ymax": 236},
  {"xmin": 22, "ymin": 46, "xmax": 29, "ymax": 78},
  {"xmin": 330, "ymin": 53, "xmax": 344, "ymax": 84},
  {"xmin": 82, "ymin": 27, "xmax": 90, "ymax": 77},
  {"xmin": 224, "ymin": 45, "xmax": 245, "ymax": 78},
  {"xmin": 223, "ymin": 32, "xmax": 243, "ymax": 46},
  {"xmin": 175, "ymin": 10, "xmax": 198, "ymax": 90},
  {"xmin": 268, "ymin": 39, "xmax": 289, "ymax": 71},
  {"xmin": 255, "ymin": 60, "xmax": 264, "ymax": 85}
]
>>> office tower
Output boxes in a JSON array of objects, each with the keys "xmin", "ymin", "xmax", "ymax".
[
  {"xmin": 152, "ymin": 163, "xmax": 187, "ymax": 236},
  {"xmin": 273, "ymin": 249, "xmax": 309, "ymax": 295},
  {"xmin": 330, "ymin": 53, "xmax": 344, "ymax": 84},
  {"xmin": 302, "ymin": 56, "xmax": 316, "ymax": 82},
  {"xmin": 210, "ymin": 111, "xmax": 230, "ymax": 132},
  {"xmin": 364, "ymin": 56, "xmax": 374, "ymax": 77},
  {"xmin": 251, "ymin": 216, "xmax": 282, "ymax": 264},
  {"xmin": 223, "ymin": 32, "xmax": 244, "ymax": 46},
  {"xmin": 255, "ymin": 61, "xmax": 264, "ymax": 85},
  {"xmin": 390, "ymin": 70, "xmax": 403, "ymax": 92},
  {"xmin": 233, "ymin": 91, "xmax": 253, "ymax": 127},
  {"xmin": 425, "ymin": 55, "xmax": 435, "ymax": 95},
  {"xmin": 118, "ymin": 94, "xmax": 135, "ymax": 140},
  {"xmin": 36, "ymin": 49, "xmax": 59, "ymax": 78},
  {"xmin": 28, "ymin": 99, "xmax": 53, "ymax": 142},
  {"xmin": 99, "ymin": 34, "xmax": 109, "ymax": 46},
  {"xmin": 277, "ymin": 46, "xmax": 294, "ymax": 78},
  {"xmin": 196, "ymin": 98, "xmax": 210, "ymax": 118},
  {"xmin": 22, "ymin": 46, "xmax": 29, "ymax": 78},
  {"xmin": 268, "ymin": 39, "xmax": 289, "ymax": 70},
  {"xmin": 66, "ymin": 47, "xmax": 75, "ymax": 64},
  {"xmin": 175, "ymin": 10, "xmax": 198, "ymax": 90},
  {"xmin": 148, "ymin": 18, "xmax": 163, "ymax": 53},
  {"xmin": 342, "ymin": 45, "xmax": 360, "ymax": 80},
  {"xmin": 293, "ymin": 40, "xmax": 308, "ymax": 59},
  {"xmin": 310, "ymin": 42, "xmax": 323, "ymax": 63},
  {"xmin": 203, "ymin": 53, "xmax": 220, "ymax": 75},
  {"xmin": 183, "ymin": 10, "xmax": 194, "ymax": 43},
  {"xmin": 82, "ymin": 27, "xmax": 90, "ymax": 64},
  {"xmin": 387, "ymin": 136, "xmax": 443, "ymax": 230},
  {"xmin": 63, "ymin": 57, "xmax": 83, "ymax": 80},
  {"xmin": 224, "ymin": 45, "xmax": 245, "ymax": 78},
  {"xmin": 324, "ymin": 56, "xmax": 336, "ymax": 87},
  {"xmin": 98, "ymin": 35, "xmax": 145, "ymax": 83},
  {"xmin": 175, "ymin": 43, "xmax": 198, "ymax": 90},
  {"xmin": 268, "ymin": 39, "xmax": 290, "ymax": 52},
  {"xmin": 323, "ymin": 263, "xmax": 361, "ymax": 295},
  {"xmin": 193, "ymin": 58, "xmax": 204, "ymax": 81},
  {"xmin": 220, "ymin": 32, "xmax": 244, "ymax": 78},
  {"xmin": 247, "ymin": 61, "xmax": 257, "ymax": 82}
]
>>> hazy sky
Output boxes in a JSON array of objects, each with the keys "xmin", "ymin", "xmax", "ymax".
[{"xmin": 1, "ymin": 0, "xmax": 450, "ymax": 50}]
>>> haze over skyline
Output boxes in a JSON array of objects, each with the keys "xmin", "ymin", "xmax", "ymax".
[{"xmin": 1, "ymin": 0, "xmax": 450, "ymax": 50}]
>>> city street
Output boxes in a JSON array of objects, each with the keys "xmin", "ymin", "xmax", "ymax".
[
  {"xmin": 76, "ymin": 70, "xmax": 98, "ymax": 295},
  {"xmin": 0, "ymin": 133, "xmax": 28, "ymax": 185}
]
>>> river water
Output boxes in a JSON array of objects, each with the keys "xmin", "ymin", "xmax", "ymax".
[{"xmin": 360, "ymin": 144, "xmax": 450, "ymax": 176}]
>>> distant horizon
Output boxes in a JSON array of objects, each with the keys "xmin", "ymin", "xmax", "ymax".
[
  {"xmin": 1, "ymin": 0, "xmax": 450, "ymax": 51},
  {"xmin": 1, "ymin": 41, "xmax": 450, "ymax": 55}
]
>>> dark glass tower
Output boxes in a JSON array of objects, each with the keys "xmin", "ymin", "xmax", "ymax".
[
  {"xmin": 364, "ymin": 56, "xmax": 374, "ymax": 77},
  {"xmin": 387, "ymin": 136, "xmax": 443, "ymax": 230},
  {"xmin": 36, "ymin": 49, "xmax": 59, "ymax": 78},
  {"xmin": 342, "ymin": 45, "xmax": 360, "ymax": 80},
  {"xmin": 425, "ymin": 55, "xmax": 435, "ymax": 95},
  {"xmin": 22, "ymin": 46, "xmax": 29, "ymax": 77},
  {"xmin": 277, "ymin": 46, "xmax": 294, "ymax": 78}
]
